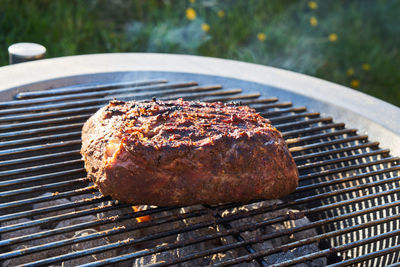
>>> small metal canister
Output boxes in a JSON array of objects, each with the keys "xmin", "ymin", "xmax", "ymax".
[{"xmin": 8, "ymin": 42, "xmax": 46, "ymax": 64}]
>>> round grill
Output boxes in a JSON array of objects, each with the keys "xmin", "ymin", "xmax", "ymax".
[{"xmin": 0, "ymin": 54, "xmax": 400, "ymax": 266}]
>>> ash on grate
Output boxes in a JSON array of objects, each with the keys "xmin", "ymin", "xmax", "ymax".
[
  {"xmin": 96, "ymin": 202, "xmax": 185, "ymax": 245},
  {"xmin": 55, "ymin": 215, "xmax": 99, "ymax": 237},
  {"xmin": 61, "ymin": 229, "xmax": 116, "ymax": 266},
  {"xmin": 1, "ymin": 217, "xmax": 69, "ymax": 266},
  {"xmin": 132, "ymin": 205, "xmax": 238, "ymax": 266},
  {"xmin": 1, "ymin": 192, "xmax": 116, "ymax": 266},
  {"xmin": 95, "ymin": 200, "xmax": 326, "ymax": 266},
  {"xmin": 219, "ymin": 200, "xmax": 327, "ymax": 266},
  {"xmin": 1, "ymin": 218, "xmax": 42, "ymax": 249},
  {"xmin": 32, "ymin": 192, "xmax": 75, "ymax": 229},
  {"xmin": 1, "ymin": 194, "xmax": 327, "ymax": 266},
  {"xmin": 1, "ymin": 232, "xmax": 69, "ymax": 266},
  {"xmin": 70, "ymin": 191, "xmax": 103, "ymax": 211}
]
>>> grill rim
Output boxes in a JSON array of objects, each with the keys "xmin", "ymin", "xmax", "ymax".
[{"xmin": 0, "ymin": 53, "xmax": 398, "ymax": 156}]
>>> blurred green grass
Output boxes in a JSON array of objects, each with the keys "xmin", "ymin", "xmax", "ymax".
[{"xmin": 1, "ymin": 0, "xmax": 399, "ymax": 106}]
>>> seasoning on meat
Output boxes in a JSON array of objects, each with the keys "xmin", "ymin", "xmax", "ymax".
[{"xmin": 81, "ymin": 99, "xmax": 299, "ymax": 206}]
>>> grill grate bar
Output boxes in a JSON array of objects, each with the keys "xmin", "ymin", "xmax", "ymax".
[
  {"xmin": 299, "ymin": 156, "xmax": 399, "ymax": 181},
  {"xmin": 0, "ymin": 131, "xmax": 81, "ymax": 149},
  {"xmin": 0, "ymin": 122, "xmax": 83, "ymax": 139},
  {"xmin": 0, "ymin": 202, "xmax": 281, "ymax": 260},
  {"xmin": 0, "ymin": 140, "xmax": 81, "ymax": 157},
  {"xmin": 0, "ymin": 168, "xmax": 84, "ymax": 188},
  {"xmin": 0, "ymin": 96, "xmax": 281, "ymax": 135},
  {"xmin": 0, "ymin": 94, "xmax": 274, "ymax": 124},
  {"xmin": 86, "ymin": 83, "xmax": 224, "ymax": 102},
  {"xmin": 0, "ymin": 205, "xmax": 176, "ymax": 248},
  {"xmin": 80, "ymin": 195, "xmax": 400, "ymax": 267},
  {"xmin": 2, "ymin": 82, "xmax": 201, "ymax": 107},
  {"xmin": 269, "ymin": 112, "xmax": 320, "ymax": 123},
  {"xmin": 295, "ymin": 175, "xmax": 400, "ymax": 209},
  {"xmin": 204, "ymin": 205, "xmax": 269, "ymax": 267},
  {"xmin": 0, "ymin": 151, "xmax": 80, "ymax": 169},
  {"xmin": 0, "ymin": 177, "xmax": 90, "ymax": 198},
  {"xmin": 0, "ymin": 197, "xmax": 125, "ymax": 235},
  {"xmin": 0, "ymin": 100, "xmax": 101, "ymax": 116},
  {"xmin": 4, "ymin": 147, "xmax": 393, "ymax": 224},
  {"xmin": 0, "ymin": 159, "xmax": 82, "ymax": 180},
  {"xmin": 204, "ymin": 93, "xmax": 262, "ymax": 102},
  {"xmin": 16, "ymin": 79, "xmax": 168, "ymax": 99},
  {"xmin": 2, "ymin": 201, "xmax": 254, "ymax": 249},
  {"xmin": 161, "ymin": 88, "xmax": 243, "ymax": 101},
  {"xmin": 0, "ymin": 194, "xmax": 103, "ymax": 224},
  {"xmin": 254, "ymin": 101, "xmax": 293, "ymax": 110},
  {"xmin": 0, "ymin": 185, "xmax": 95, "ymax": 211},
  {"xmin": 296, "ymin": 149, "xmax": 390, "ymax": 170},
  {"xmin": 279, "ymin": 117, "xmax": 332, "ymax": 132},
  {"xmin": 243, "ymin": 97, "xmax": 279, "ymax": 104},
  {"xmin": 293, "ymin": 141, "xmax": 380, "ymax": 161},
  {"xmin": 213, "ymin": 214, "xmax": 400, "ymax": 267},
  {"xmin": 289, "ymin": 135, "xmax": 368, "ymax": 154},
  {"xmin": 289, "ymin": 135, "xmax": 368, "ymax": 153},
  {"xmin": 0, "ymin": 114, "xmax": 88, "ymax": 131},
  {"xmin": 296, "ymin": 165, "xmax": 400, "ymax": 193},
  {"xmin": 286, "ymin": 128, "xmax": 357, "ymax": 145},
  {"xmin": 4, "ymin": 162, "xmax": 398, "ymax": 238},
  {"xmin": 282, "ymin": 122, "xmax": 344, "ymax": 137},
  {"xmin": 0, "ymin": 83, "xmax": 222, "ymax": 115},
  {"xmin": 0, "ymin": 106, "xmax": 102, "ymax": 123},
  {"xmin": 261, "ymin": 106, "xmax": 307, "ymax": 117},
  {"xmin": 6, "ymin": 174, "xmax": 400, "ymax": 264},
  {"xmin": 329, "ymin": 244, "xmax": 400, "ymax": 267}
]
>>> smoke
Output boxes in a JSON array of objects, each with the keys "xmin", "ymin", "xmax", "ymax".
[
  {"xmin": 146, "ymin": 20, "xmax": 210, "ymax": 53},
  {"xmin": 118, "ymin": 0, "xmax": 400, "ymax": 105}
]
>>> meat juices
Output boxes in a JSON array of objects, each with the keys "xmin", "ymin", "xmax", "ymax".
[{"xmin": 81, "ymin": 99, "xmax": 298, "ymax": 206}]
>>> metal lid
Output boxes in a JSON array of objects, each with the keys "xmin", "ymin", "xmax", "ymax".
[{"xmin": 8, "ymin": 42, "xmax": 46, "ymax": 64}]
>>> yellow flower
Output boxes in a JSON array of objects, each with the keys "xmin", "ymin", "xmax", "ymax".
[
  {"xmin": 309, "ymin": 16, "xmax": 318, "ymax": 27},
  {"xmin": 257, "ymin": 33, "xmax": 266, "ymax": 41},
  {"xmin": 201, "ymin": 23, "xmax": 210, "ymax": 32},
  {"xmin": 347, "ymin": 68, "xmax": 354, "ymax": 76},
  {"xmin": 217, "ymin": 10, "xmax": 225, "ymax": 17},
  {"xmin": 329, "ymin": 33, "xmax": 338, "ymax": 42},
  {"xmin": 350, "ymin": 80, "xmax": 360, "ymax": 88},
  {"xmin": 189, "ymin": 0, "xmax": 195, "ymax": 3},
  {"xmin": 308, "ymin": 1, "xmax": 318, "ymax": 9},
  {"xmin": 186, "ymin": 8, "xmax": 196, "ymax": 20},
  {"xmin": 362, "ymin": 64, "xmax": 371, "ymax": 71}
]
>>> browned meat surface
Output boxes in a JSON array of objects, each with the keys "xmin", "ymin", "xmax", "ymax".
[{"xmin": 81, "ymin": 99, "xmax": 298, "ymax": 206}]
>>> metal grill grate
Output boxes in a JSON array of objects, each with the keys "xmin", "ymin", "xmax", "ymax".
[{"xmin": 0, "ymin": 78, "xmax": 399, "ymax": 266}]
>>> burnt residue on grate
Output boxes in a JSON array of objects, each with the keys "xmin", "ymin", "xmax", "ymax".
[{"xmin": 0, "ymin": 78, "xmax": 400, "ymax": 266}]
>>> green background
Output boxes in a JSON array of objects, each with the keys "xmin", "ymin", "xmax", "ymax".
[{"xmin": 1, "ymin": 0, "xmax": 399, "ymax": 106}]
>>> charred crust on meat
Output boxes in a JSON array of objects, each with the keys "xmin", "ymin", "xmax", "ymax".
[
  {"xmin": 166, "ymin": 106, "xmax": 183, "ymax": 112},
  {"xmin": 110, "ymin": 99, "xmax": 126, "ymax": 105},
  {"xmin": 190, "ymin": 102, "xmax": 203, "ymax": 108},
  {"xmin": 231, "ymin": 101, "xmax": 242, "ymax": 107},
  {"xmin": 107, "ymin": 109, "xmax": 124, "ymax": 115}
]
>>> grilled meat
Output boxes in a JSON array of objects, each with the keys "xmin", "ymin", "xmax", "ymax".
[{"xmin": 81, "ymin": 99, "xmax": 298, "ymax": 206}]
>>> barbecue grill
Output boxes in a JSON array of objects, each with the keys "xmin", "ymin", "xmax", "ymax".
[{"xmin": 0, "ymin": 53, "xmax": 400, "ymax": 266}]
